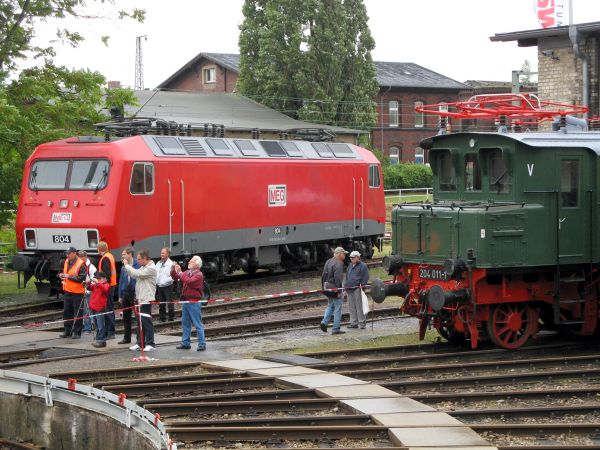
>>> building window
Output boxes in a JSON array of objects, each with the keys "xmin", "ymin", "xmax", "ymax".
[
  {"xmin": 204, "ymin": 67, "xmax": 216, "ymax": 83},
  {"xmin": 389, "ymin": 101, "xmax": 399, "ymax": 127},
  {"xmin": 439, "ymin": 103, "xmax": 450, "ymax": 127},
  {"xmin": 389, "ymin": 146, "xmax": 400, "ymax": 165},
  {"xmin": 414, "ymin": 101, "xmax": 424, "ymax": 127},
  {"xmin": 415, "ymin": 147, "xmax": 424, "ymax": 165}
]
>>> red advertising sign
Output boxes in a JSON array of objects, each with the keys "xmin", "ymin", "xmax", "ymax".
[{"xmin": 534, "ymin": 0, "xmax": 567, "ymax": 28}]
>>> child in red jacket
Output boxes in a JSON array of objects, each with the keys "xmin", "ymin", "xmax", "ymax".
[{"xmin": 88, "ymin": 271, "xmax": 110, "ymax": 348}]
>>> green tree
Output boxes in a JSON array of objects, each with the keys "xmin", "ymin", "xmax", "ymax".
[
  {"xmin": 0, "ymin": 1, "xmax": 143, "ymax": 227},
  {"xmin": 0, "ymin": 0, "xmax": 144, "ymax": 82},
  {"xmin": 238, "ymin": 0, "xmax": 378, "ymax": 130}
]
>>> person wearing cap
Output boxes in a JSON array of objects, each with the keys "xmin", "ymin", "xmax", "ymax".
[
  {"xmin": 59, "ymin": 247, "xmax": 87, "ymax": 339},
  {"xmin": 87, "ymin": 271, "xmax": 110, "ymax": 348},
  {"xmin": 320, "ymin": 246, "xmax": 348, "ymax": 335},
  {"xmin": 78, "ymin": 250, "xmax": 96, "ymax": 334},
  {"xmin": 346, "ymin": 250, "xmax": 370, "ymax": 329}
]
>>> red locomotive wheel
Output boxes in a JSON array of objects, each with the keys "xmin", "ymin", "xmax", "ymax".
[{"xmin": 487, "ymin": 303, "xmax": 537, "ymax": 349}]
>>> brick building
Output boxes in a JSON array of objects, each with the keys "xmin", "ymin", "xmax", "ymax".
[
  {"xmin": 491, "ymin": 21, "xmax": 600, "ymax": 120},
  {"xmin": 157, "ymin": 53, "xmax": 239, "ymax": 93},
  {"xmin": 373, "ymin": 62, "xmax": 468, "ymax": 164},
  {"xmin": 158, "ymin": 53, "xmax": 469, "ymax": 163}
]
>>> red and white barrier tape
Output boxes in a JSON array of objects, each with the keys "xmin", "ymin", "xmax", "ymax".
[{"xmin": 1, "ymin": 280, "xmax": 394, "ymax": 331}]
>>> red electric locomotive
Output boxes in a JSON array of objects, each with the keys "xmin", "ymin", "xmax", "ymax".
[{"xmin": 13, "ymin": 132, "xmax": 385, "ymax": 294}]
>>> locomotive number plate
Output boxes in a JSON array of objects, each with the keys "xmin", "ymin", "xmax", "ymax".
[
  {"xmin": 419, "ymin": 268, "xmax": 449, "ymax": 281},
  {"xmin": 52, "ymin": 235, "xmax": 71, "ymax": 244}
]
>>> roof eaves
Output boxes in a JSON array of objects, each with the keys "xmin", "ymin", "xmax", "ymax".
[{"xmin": 490, "ymin": 21, "xmax": 600, "ymax": 46}]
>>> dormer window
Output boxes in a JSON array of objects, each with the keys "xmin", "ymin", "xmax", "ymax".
[{"xmin": 204, "ymin": 67, "xmax": 216, "ymax": 83}]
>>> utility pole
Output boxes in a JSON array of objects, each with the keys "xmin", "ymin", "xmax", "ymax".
[{"xmin": 135, "ymin": 35, "xmax": 147, "ymax": 90}]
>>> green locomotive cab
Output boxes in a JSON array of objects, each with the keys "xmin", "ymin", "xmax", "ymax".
[{"xmin": 373, "ymin": 104, "xmax": 600, "ymax": 349}]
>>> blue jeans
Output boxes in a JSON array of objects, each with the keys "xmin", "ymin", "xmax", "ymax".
[
  {"xmin": 181, "ymin": 302, "xmax": 206, "ymax": 349},
  {"xmin": 321, "ymin": 297, "xmax": 343, "ymax": 331},
  {"xmin": 82, "ymin": 292, "xmax": 92, "ymax": 332},
  {"xmin": 93, "ymin": 310, "xmax": 106, "ymax": 342}
]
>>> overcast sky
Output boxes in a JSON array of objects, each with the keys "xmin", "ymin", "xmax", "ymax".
[{"xmin": 28, "ymin": 0, "xmax": 600, "ymax": 89}]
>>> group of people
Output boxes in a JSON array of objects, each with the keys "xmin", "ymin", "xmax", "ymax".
[
  {"xmin": 320, "ymin": 246, "xmax": 370, "ymax": 335},
  {"xmin": 59, "ymin": 242, "xmax": 370, "ymax": 351},
  {"xmin": 59, "ymin": 243, "xmax": 207, "ymax": 352}
]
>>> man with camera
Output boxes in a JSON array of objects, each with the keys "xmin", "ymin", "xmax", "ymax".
[{"xmin": 59, "ymin": 246, "xmax": 87, "ymax": 339}]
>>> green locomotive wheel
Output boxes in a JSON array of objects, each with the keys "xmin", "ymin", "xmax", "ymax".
[{"xmin": 487, "ymin": 303, "xmax": 537, "ymax": 350}]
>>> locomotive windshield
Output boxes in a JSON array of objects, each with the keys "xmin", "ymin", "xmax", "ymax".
[
  {"xmin": 29, "ymin": 159, "xmax": 109, "ymax": 191},
  {"xmin": 438, "ymin": 151, "xmax": 456, "ymax": 191},
  {"xmin": 488, "ymin": 149, "xmax": 509, "ymax": 193}
]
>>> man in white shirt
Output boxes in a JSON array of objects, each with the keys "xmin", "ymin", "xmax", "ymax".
[{"xmin": 155, "ymin": 247, "xmax": 175, "ymax": 322}]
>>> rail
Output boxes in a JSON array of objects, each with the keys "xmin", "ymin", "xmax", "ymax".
[{"xmin": 384, "ymin": 187, "xmax": 432, "ymax": 202}]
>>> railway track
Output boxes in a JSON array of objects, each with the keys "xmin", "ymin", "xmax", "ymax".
[
  {"xmin": 2, "ymin": 292, "xmax": 401, "ymax": 340},
  {"xmin": 51, "ymin": 366, "xmax": 403, "ymax": 449},
  {"xmin": 299, "ymin": 341, "xmax": 600, "ymax": 449},
  {"xmin": 46, "ymin": 339, "xmax": 600, "ymax": 448}
]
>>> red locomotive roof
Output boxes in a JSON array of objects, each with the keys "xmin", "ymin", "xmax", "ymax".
[{"xmin": 30, "ymin": 135, "xmax": 379, "ymax": 165}]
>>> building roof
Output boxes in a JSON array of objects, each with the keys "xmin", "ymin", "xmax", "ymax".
[
  {"xmin": 464, "ymin": 80, "xmax": 538, "ymax": 90},
  {"xmin": 157, "ymin": 53, "xmax": 241, "ymax": 89},
  {"xmin": 374, "ymin": 61, "xmax": 468, "ymax": 90},
  {"xmin": 490, "ymin": 21, "xmax": 600, "ymax": 46},
  {"xmin": 157, "ymin": 52, "xmax": 468, "ymax": 91},
  {"xmin": 128, "ymin": 90, "xmax": 364, "ymax": 135}
]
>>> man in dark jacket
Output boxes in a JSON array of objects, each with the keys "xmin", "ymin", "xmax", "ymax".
[
  {"xmin": 346, "ymin": 251, "xmax": 370, "ymax": 329},
  {"xmin": 320, "ymin": 246, "xmax": 348, "ymax": 335},
  {"xmin": 117, "ymin": 247, "xmax": 139, "ymax": 344}
]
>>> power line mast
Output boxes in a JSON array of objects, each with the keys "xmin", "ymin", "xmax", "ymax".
[{"xmin": 135, "ymin": 35, "xmax": 147, "ymax": 90}]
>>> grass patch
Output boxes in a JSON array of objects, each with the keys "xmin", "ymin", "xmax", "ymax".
[
  {"xmin": 278, "ymin": 329, "xmax": 443, "ymax": 355},
  {"xmin": 0, "ymin": 273, "xmax": 37, "ymax": 298},
  {"xmin": 385, "ymin": 193, "xmax": 431, "ymax": 204}
]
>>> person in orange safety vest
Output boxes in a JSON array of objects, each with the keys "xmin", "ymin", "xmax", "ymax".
[{"xmin": 59, "ymin": 246, "xmax": 87, "ymax": 338}]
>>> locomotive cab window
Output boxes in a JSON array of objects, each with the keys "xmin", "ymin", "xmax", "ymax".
[
  {"xmin": 438, "ymin": 151, "xmax": 456, "ymax": 192},
  {"xmin": 369, "ymin": 165, "xmax": 381, "ymax": 188},
  {"xmin": 464, "ymin": 154, "xmax": 481, "ymax": 191},
  {"xmin": 130, "ymin": 163, "xmax": 154, "ymax": 195},
  {"xmin": 560, "ymin": 160, "xmax": 579, "ymax": 207},
  {"xmin": 29, "ymin": 159, "xmax": 109, "ymax": 191},
  {"xmin": 488, "ymin": 149, "xmax": 509, "ymax": 193},
  {"xmin": 70, "ymin": 160, "xmax": 110, "ymax": 190}
]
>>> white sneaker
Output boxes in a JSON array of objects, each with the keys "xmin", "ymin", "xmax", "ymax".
[
  {"xmin": 143, "ymin": 345, "xmax": 155, "ymax": 352},
  {"xmin": 129, "ymin": 344, "xmax": 141, "ymax": 351}
]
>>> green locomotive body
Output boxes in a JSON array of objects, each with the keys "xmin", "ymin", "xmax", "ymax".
[{"xmin": 374, "ymin": 130, "xmax": 600, "ymax": 349}]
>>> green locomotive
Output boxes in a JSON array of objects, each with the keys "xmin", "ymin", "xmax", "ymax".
[{"xmin": 372, "ymin": 95, "xmax": 599, "ymax": 349}]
